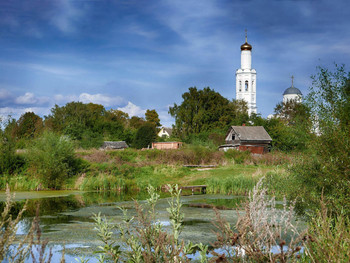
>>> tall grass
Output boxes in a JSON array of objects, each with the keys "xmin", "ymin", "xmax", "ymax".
[
  {"xmin": 78, "ymin": 173, "xmax": 127, "ymax": 191},
  {"xmin": 206, "ymin": 174, "xmax": 261, "ymax": 195}
]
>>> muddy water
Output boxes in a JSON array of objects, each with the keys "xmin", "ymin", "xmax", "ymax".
[{"xmin": 0, "ymin": 191, "xmax": 303, "ymax": 262}]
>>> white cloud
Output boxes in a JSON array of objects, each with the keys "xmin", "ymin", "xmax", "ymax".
[
  {"xmin": 118, "ymin": 102, "xmax": 146, "ymax": 117},
  {"xmin": 15, "ymin": 92, "xmax": 37, "ymax": 104},
  {"xmin": 78, "ymin": 93, "xmax": 125, "ymax": 107},
  {"xmin": 0, "ymin": 106, "xmax": 50, "ymax": 122},
  {"xmin": 14, "ymin": 92, "xmax": 50, "ymax": 105}
]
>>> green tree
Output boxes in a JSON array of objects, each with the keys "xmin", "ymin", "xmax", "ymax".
[
  {"xmin": 133, "ymin": 124, "xmax": 157, "ymax": 149},
  {"xmin": 287, "ymin": 65, "xmax": 350, "ymax": 216},
  {"xmin": 0, "ymin": 132, "xmax": 24, "ymax": 175},
  {"xmin": 15, "ymin": 112, "xmax": 43, "ymax": 139},
  {"xmin": 145, "ymin": 109, "xmax": 161, "ymax": 128},
  {"xmin": 169, "ymin": 87, "xmax": 248, "ymax": 137},
  {"xmin": 129, "ymin": 116, "xmax": 145, "ymax": 130},
  {"xmin": 45, "ymin": 102, "xmax": 132, "ymax": 148},
  {"xmin": 26, "ymin": 131, "xmax": 84, "ymax": 189},
  {"xmin": 108, "ymin": 109, "xmax": 129, "ymax": 127}
]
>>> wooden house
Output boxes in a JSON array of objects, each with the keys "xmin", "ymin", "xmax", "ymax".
[{"xmin": 219, "ymin": 126, "xmax": 272, "ymax": 154}]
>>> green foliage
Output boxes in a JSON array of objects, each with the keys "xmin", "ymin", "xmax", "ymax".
[
  {"xmin": 224, "ymin": 149, "xmax": 252, "ymax": 164},
  {"xmin": 169, "ymin": 87, "xmax": 248, "ymax": 137},
  {"xmin": 45, "ymin": 102, "xmax": 133, "ymax": 148},
  {"xmin": 304, "ymin": 201, "xmax": 350, "ymax": 262},
  {"xmin": 133, "ymin": 124, "xmax": 157, "ymax": 149},
  {"xmin": 250, "ymin": 114, "xmax": 312, "ymax": 152},
  {"xmin": 183, "ymin": 130, "xmax": 226, "ymax": 149},
  {"xmin": 14, "ymin": 112, "xmax": 44, "ymax": 140},
  {"xmin": 93, "ymin": 184, "xmax": 191, "ymax": 262},
  {"xmin": 145, "ymin": 109, "xmax": 161, "ymax": 128},
  {"xmin": 0, "ymin": 133, "xmax": 25, "ymax": 175},
  {"xmin": 206, "ymin": 174, "xmax": 260, "ymax": 195},
  {"xmin": 26, "ymin": 131, "xmax": 85, "ymax": 189},
  {"xmin": 286, "ymin": 65, "xmax": 350, "ymax": 217}
]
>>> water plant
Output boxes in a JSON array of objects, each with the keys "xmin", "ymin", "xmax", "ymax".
[{"xmin": 0, "ymin": 186, "xmax": 61, "ymax": 263}]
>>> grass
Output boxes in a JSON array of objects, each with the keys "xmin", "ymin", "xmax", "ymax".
[{"xmin": 1, "ymin": 146, "xmax": 292, "ymax": 192}]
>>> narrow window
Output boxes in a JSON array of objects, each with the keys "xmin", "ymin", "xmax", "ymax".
[
  {"xmin": 232, "ymin": 134, "xmax": 235, "ymax": 140},
  {"xmin": 239, "ymin": 81, "xmax": 242, "ymax": 92},
  {"xmin": 245, "ymin": 80, "xmax": 248, "ymax": 91}
]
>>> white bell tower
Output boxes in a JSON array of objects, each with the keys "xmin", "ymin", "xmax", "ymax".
[{"xmin": 236, "ymin": 30, "xmax": 257, "ymax": 115}]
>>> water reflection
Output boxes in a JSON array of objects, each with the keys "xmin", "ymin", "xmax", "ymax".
[{"xmin": 1, "ymin": 191, "xmax": 305, "ymax": 261}]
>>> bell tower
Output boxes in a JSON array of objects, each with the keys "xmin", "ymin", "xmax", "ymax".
[{"xmin": 236, "ymin": 30, "xmax": 257, "ymax": 115}]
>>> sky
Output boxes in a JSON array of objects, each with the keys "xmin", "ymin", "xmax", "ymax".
[{"xmin": 1, "ymin": 0, "xmax": 350, "ymax": 127}]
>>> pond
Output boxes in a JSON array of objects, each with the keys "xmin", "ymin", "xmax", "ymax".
[{"xmin": 1, "ymin": 191, "xmax": 305, "ymax": 262}]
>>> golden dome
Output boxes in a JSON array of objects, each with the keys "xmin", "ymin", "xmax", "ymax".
[{"xmin": 241, "ymin": 42, "xmax": 252, "ymax": 51}]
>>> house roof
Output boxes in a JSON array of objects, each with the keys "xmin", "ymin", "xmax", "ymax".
[
  {"xmin": 162, "ymin": 127, "xmax": 173, "ymax": 136},
  {"xmin": 102, "ymin": 141, "xmax": 128, "ymax": 149},
  {"xmin": 230, "ymin": 126, "xmax": 272, "ymax": 142}
]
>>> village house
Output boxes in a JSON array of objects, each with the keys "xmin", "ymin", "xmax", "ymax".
[
  {"xmin": 157, "ymin": 127, "xmax": 173, "ymax": 138},
  {"xmin": 219, "ymin": 126, "xmax": 272, "ymax": 154}
]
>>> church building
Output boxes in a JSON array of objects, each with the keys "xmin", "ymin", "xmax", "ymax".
[
  {"xmin": 283, "ymin": 76, "xmax": 303, "ymax": 103},
  {"xmin": 236, "ymin": 31, "xmax": 257, "ymax": 116}
]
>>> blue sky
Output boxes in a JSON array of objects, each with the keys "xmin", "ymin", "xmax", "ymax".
[{"xmin": 1, "ymin": 0, "xmax": 350, "ymax": 127}]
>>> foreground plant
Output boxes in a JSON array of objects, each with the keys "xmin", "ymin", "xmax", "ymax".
[
  {"xmin": 93, "ymin": 181, "xmax": 310, "ymax": 262},
  {"xmin": 0, "ymin": 186, "xmax": 59, "ymax": 263},
  {"xmin": 304, "ymin": 200, "xmax": 350, "ymax": 263},
  {"xmin": 211, "ymin": 178, "xmax": 305, "ymax": 262},
  {"xmin": 93, "ymin": 185, "xmax": 193, "ymax": 262}
]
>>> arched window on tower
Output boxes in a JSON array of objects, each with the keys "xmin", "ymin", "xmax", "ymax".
[
  {"xmin": 252, "ymin": 80, "xmax": 254, "ymax": 92},
  {"xmin": 239, "ymin": 81, "xmax": 242, "ymax": 92},
  {"xmin": 245, "ymin": 80, "xmax": 248, "ymax": 91}
]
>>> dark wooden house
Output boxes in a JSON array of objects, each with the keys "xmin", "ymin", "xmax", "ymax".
[{"xmin": 219, "ymin": 126, "xmax": 272, "ymax": 154}]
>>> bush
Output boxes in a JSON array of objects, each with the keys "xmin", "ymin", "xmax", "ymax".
[
  {"xmin": 26, "ymin": 131, "xmax": 85, "ymax": 189},
  {"xmin": 0, "ymin": 135, "xmax": 25, "ymax": 175},
  {"xmin": 133, "ymin": 124, "xmax": 157, "ymax": 149},
  {"xmin": 224, "ymin": 149, "xmax": 252, "ymax": 164}
]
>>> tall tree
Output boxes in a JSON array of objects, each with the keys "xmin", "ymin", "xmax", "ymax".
[
  {"xmin": 145, "ymin": 109, "xmax": 161, "ymax": 128},
  {"xmin": 169, "ymin": 87, "xmax": 248, "ymax": 137},
  {"xmin": 15, "ymin": 112, "xmax": 43, "ymax": 139}
]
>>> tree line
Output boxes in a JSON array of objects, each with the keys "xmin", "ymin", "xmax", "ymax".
[{"xmin": 2, "ymin": 104, "xmax": 162, "ymax": 149}]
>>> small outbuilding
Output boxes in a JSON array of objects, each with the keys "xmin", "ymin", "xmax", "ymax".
[
  {"xmin": 101, "ymin": 141, "xmax": 128, "ymax": 150},
  {"xmin": 219, "ymin": 126, "xmax": 272, "ymax": 154},
  {"xmin": 152, "ymin": 142, "xmax": 182, "ymax": 150}
]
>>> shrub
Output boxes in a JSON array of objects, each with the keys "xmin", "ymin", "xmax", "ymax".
[
  {"xmin": 224, "ymin": 149, "xmax": 252, "ymax": 164},
  {"xmin": 133, "ymin": 124, "xmax": 157, "ymax": 149},
  {"xmin": 0, "ymin": 135, "xmax": 25, "ymax": 175},
  {"xmin": 304, "ymin": 201, "xmax": 350, "ymax": 262},
  {"xmin": 26, "ymin": 131, "xmax": 85, "ymax": 189}
]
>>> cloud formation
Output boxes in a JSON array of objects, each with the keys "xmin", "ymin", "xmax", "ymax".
[{"xmin": 118, "ymin": 102, "xmax": 146, "ymax": 117}]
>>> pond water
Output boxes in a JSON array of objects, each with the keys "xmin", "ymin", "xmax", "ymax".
[{"xmin": 1, "ymin": 191, "xmax": 304, "ymax": 262}]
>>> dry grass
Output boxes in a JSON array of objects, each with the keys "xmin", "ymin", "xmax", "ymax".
[{"xmin": 211, "ymin": 178, "xmax": 305, "ymax": 262}]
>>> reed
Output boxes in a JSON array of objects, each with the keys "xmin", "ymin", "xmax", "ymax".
[
  {"xmin": 78, "ymin": 174, "xmax": 126, "ymax": 191},
  {"xmin": 206, "ymin": 174, "xmax": 261, "ymax": 195}
]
